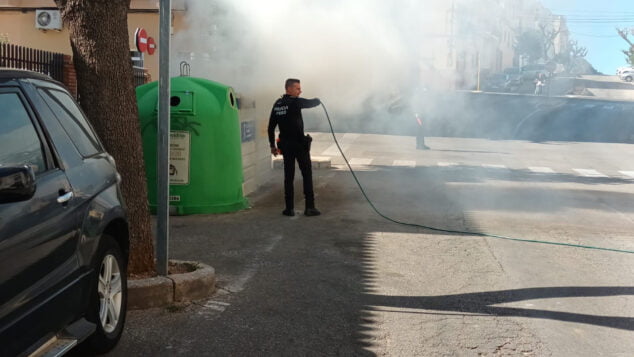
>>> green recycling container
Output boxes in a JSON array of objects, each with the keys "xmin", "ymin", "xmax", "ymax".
[{"xmin": 136, "ymin": 77, "xmax": 248, "ymax": 215}]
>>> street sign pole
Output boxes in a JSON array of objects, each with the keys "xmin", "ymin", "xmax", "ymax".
[{"xmin": 157, "ymin": 0, "xmax": 171, "ymax": 276}]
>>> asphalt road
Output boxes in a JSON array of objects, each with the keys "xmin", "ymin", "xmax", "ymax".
[{"xmin": 105, "ymin": 127, "xmax": 634, "ymax": 356}]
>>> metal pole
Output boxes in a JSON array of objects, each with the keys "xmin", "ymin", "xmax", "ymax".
[
  {"xmin": 476, "ymin": 51, "xmax": 481, "ymax": 92},
  {"xmin": 156, "ymin": 0, "xmax": 171, "ymax": 276}
]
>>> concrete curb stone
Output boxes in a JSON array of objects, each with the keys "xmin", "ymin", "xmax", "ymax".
[
  {"xmin": 272, "ymin": 156, "xmax": 331, "ymax": 169},
  {"xmin": 128, "ymin": 276, "xmax": 173, "ymax": 310},
  {"xmin": 170, "ymin": 260, "xmax": 216, "ymax": 302},
  {"xmin": 127, "ymin": 260, "xmax": 216, "ymax": 310}
]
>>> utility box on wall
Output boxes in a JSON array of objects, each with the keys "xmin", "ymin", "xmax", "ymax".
[{"xmin": 137, "ymin": 77, "xmax": 249, "ymax": 215}]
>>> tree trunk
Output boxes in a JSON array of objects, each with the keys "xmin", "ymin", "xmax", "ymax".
[{"xmin": 54, "ymin": 0, "xmax": 155, "ymax": 274}]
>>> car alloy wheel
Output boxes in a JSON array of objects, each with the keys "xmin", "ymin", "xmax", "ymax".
[
  {"xmin": 98, "ymin": 253, "xmax": 123, "ymax": 334},
  {"xmin": 80, "ymin": 234, "xmax": 127, "ymax": 354}
]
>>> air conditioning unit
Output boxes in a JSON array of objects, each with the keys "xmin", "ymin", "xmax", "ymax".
[{"xmin": 35, "ymin": 10, "xmax": 62, "ymax": 31}]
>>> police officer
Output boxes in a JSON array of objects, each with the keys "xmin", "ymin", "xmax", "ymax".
[
  {"xmin": 268, "ymin": 78, "xmax": 321, "ymax": 217},
  {"xmin": 415, "ymin": 113, "xmax": 430, "ymax": 150}
]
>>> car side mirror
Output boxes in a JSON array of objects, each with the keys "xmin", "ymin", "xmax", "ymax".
[{"xmin": 0, "ymin": 166, "xmax": 36, "ymax": 203}]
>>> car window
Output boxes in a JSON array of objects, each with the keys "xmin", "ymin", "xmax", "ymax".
[
  {"xmin": 0, "ymin": 92, "xmax": 46, "ymax": 174},
  {"xmin": 38, "ymin": 88, "xmax": 102, "ymax": 157}
]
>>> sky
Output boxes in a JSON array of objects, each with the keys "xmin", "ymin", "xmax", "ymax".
[{"xmin": 541, "ymin": 0, "xmax": 634, "ymax": 74}]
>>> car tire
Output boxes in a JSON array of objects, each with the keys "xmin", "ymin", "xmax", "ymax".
[
  {"xmin": 81, "ymin": 234, "xmax": 128, "ymax": 354},
  {"xmin": 626, "ymin": 76, "xmax": 633, "ymax": 82}
]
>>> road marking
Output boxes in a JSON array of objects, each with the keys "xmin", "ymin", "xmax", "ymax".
[
  {"xmin": 482, "ymin": 164, "xmax": 507, "ymax": 169},
  {"xmin": 223, "ymin": 234, "xmax": 284, "ymax": 293},
  {"xmin": 438, "ymin": 162, "xmax": 458, "ymax": 167},
  {"xmin": 393, "ymin": 160, "xmax": 416, "ymax": 167},
  {"xmin": 264, "ymin": 235, "xmax": 283, "ymax": 253},
  {"xmin": 583, "ymin": 104, "xmax": 596, "ymax": 108},
  {"xmin": 201, "ymin": 300, "xmax": 230, "ymax": 312},
  {"xmin": 573, "ymin": 169, "xmax": 608, "ymax": 178},
  {"xmin": 620, "ymin": 171, "xmax": 634, "ymax": 179},
  {"xmin": 322, "ymin": 144, "xmax": 347, "ymax": 156},
  {"xmin": 350, "ymin": 158, "xmax": 373, "ymax": 165},
  {"xmin": 321, "ymin": 133, "xmax": 360, "ymax": 156},
  {"xmin": 223, "ymin": 267, "xmax": 257, "ymax": 293},
  {"xmin": 529, "ymin": 166, "xmax": 554, "ymax": 173}
]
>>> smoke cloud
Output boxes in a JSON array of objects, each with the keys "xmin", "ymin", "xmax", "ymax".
[{"xmin": 172, "ymin": 0, "xmax": 449, "ymax": 116}]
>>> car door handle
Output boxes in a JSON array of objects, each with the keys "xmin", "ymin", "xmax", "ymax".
[{"xmin": 57, "ymin": 191, "xmax": 74, "ymax": 204}]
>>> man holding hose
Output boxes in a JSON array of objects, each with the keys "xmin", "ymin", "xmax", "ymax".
[{"xmin": 268, "ymin": 78, "xmax": 322, "ymax": 217}]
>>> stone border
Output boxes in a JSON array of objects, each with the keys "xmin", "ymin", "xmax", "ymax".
[
  {"xmin": 127, "ymin": 260, "xmax": 216, "ymax": 310},
  {"xmin": 272, "ymin": 156, "xmax": 331, "ymax": 169}
]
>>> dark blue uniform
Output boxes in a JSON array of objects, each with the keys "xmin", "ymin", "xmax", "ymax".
[{"xmin": 268, "ymin": 94, "xmax": 321, "ymax": 211}]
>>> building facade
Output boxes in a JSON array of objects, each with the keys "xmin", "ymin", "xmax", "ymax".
[{"xmin": 0, "ymin": 0, "xmax": 269, "ymax": 197}]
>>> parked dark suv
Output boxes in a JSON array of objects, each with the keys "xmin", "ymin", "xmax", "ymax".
[{"xmin": 0, "ymin": 69, "xmax": 129, "ymax": 356}]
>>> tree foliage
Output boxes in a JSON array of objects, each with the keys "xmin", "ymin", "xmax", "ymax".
[
  {"xmin": 538, "ymin": 22, "xmax": 561, "ymax": 61},
  {"xmin": 54, "ymin": 0, "xmax": 155, "ymax": 274},
  {"xmin": 515, "ymin": 30, "xmax": 543, "ymax": 63},
  {"xmin": 617, "ymin": 28, "xmax": 634, "ymax": 65},
  {"xmin": 569, "ymin": 40, "xmax": 588, "ymax": 59}
]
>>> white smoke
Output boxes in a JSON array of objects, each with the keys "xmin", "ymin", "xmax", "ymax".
[{"xmin": 172, "ymin": 0, "xmax": 451, "ymax": 116}]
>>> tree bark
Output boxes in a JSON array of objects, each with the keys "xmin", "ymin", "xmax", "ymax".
[{"xmin": 54, "ymin": 0, "xmax": 155, "ymax": 274}]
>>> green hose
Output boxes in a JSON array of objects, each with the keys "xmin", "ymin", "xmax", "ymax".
[{"xmin": 320, "ymin": 103, "xmax": 634, "ymax": 255}]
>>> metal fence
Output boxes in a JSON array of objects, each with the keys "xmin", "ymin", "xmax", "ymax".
[
  {"xmin": 133, "ymin": 66, "xmax": 147, "ymax": 87},
  {"xmin": 0, "ymin": 43, "xmax": 65, "ymax": 82}
]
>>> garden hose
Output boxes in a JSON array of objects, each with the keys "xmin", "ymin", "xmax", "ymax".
[{"xmin": 319, "ymin": 102, "xmax": 634, "ymax": 255}]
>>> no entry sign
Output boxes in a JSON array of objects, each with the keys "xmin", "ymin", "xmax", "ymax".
[
  {"xmin": 135, "ymin": 27, "xmax": 148, "ymax": 53},
  {"xmin": 147, "ymin": 37, "xmax": 156, "ymax": 55}
]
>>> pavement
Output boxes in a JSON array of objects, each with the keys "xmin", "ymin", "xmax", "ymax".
[
  {"xmin": 126, "ymin": 158, "xmax": 332, "ymax": 310},
  {"xmin": 577, "ymin": 75, "xmax": 634, "ymax": 101},
  {"xmin": 103, "ymin": 129, "xmax": 634, "ymax": 356}
]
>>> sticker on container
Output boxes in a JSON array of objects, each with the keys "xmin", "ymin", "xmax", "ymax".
[
  {"xmin": 169, "ymin": 195, "xmax": 181, "ymax": 202},
  {"xmin": 169, "ymin": 131, "xmax": 190, "ymax": 185}
]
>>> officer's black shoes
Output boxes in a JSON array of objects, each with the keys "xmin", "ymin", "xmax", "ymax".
[
  {"xmin": 282, "ymin": 209, "xmax": 295, "ymax": 216},
  {"xmin": 304, "ymin": 208, "xmax": 321, "ymax": 216}
]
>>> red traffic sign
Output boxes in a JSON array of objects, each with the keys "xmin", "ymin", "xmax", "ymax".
[
  {"xmin": 147, "ymin": 37, "xmax": 156, "ymax": 55},
  {"xmin": 135, "ymin": 27, "xmax": 148, "ymax": 53}
]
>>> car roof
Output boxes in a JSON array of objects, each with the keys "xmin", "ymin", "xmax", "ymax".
[{"xmin": 0, "ymin": 68, "xmax": 57, "ymax": 83}]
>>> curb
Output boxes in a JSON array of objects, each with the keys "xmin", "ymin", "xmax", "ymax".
[
  {"xmin": 127, "ymin": 260, "xmax": 216, "ymax": 310},
  {"xmin": 272, "ymin": 156, "xmax": 331, "ymax": 169}
]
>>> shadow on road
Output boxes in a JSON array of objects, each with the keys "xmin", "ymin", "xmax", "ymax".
[{"xmin": 366, "ymin": 286, "xmax": 634, "ymax": 331}]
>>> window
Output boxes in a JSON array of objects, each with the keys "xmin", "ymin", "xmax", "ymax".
[
  {"xmin": 38, "ymin": 88, "xmax": 102, "ymax": 157},
  {"xmin": 0, "ymin": 93, "xmax": 45, "ymax": 174}
]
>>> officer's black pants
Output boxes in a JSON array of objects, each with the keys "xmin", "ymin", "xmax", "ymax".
[{"xmin": 282, "ymin": 147, "xmax": 314, "ymax": 210}]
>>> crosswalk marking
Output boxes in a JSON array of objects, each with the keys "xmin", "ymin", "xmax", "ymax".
[
  {"xmin": 321, "ymin": 144, "xmax": 347, "ymax": 156},
  {"xmin": 438, "ymin": 162, "xmax": 458, "ymax": 167},
  {"xmin": 319, "ymin": 151, "xmax": 622, "ymax": 178},
  {"xmin": 620, "ymin": 171, "xmax": 634, "ymax": 178},
  {"xmin": 350, "ymin": 158, "xmax": 373, "ymax": 165},
  {"xmin": 529, "ymin": 166, "xmax": 554, "ymax": 173},
  {"xmin": 573, "ymin": 169, "xmax": 607, "ymax": 178},
  {"xmin": 393, "ymin": 160, "xmax": 416, "ymax": 167},
  {"xmin": 321, "ymin": 134, "xmax": 360, "ymax": 156}
]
